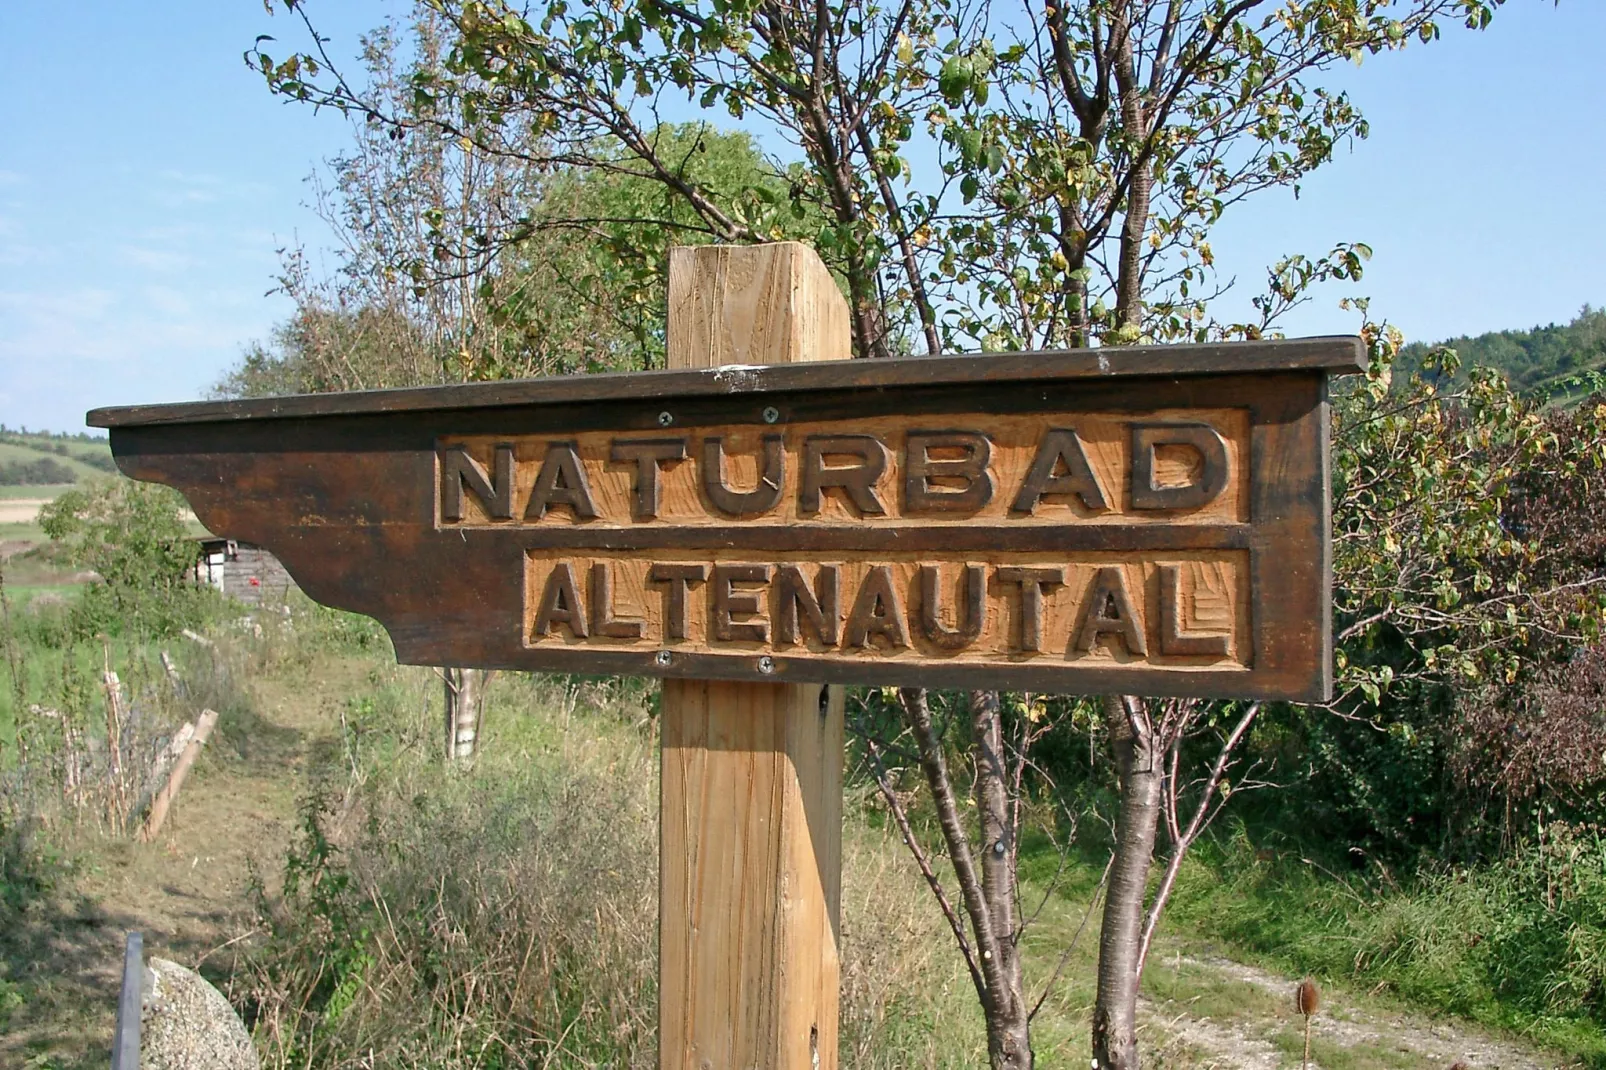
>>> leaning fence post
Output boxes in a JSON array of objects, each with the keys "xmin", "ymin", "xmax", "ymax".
[
  {"xmin": 111, "ymin": 930, "xmax": 142, "ymax": 1070},
  {"xmin": 137, "ymin": 708, "xmax": 219, "ymax": 843}
]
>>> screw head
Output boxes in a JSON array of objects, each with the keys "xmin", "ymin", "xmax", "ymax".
[
  {"xmin": 655, "ymin": 650, "xmax": 672, "ymax": 667},
  {"xmin": 657, "ymin": 411, "xmax": 674, "ymax": 426},
  {"xmin": 757, "ymin": 655, "xmax": 776, "ymax": 674},
  {"xmin": 762, "ymin": 405, "xmax": 780, "ymax": 424}
]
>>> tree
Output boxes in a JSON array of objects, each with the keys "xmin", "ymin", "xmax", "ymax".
[
  {"xmin": 1331, "ymin": 345, "xmax": 1606, "ymax": 844},
  {"xmin": 231, "ymin": 12, "xmax": 790, "ymax": 763},
  {"xmin": 252, "ymin": 0, "xmax": 1527, "ymax": 1064},
  {"xmin": 39, "ymin": 479, "xmax": 206, "ymax": 638},
  {"xmin": 227, "ymin": 16, "xmax": 523, "ymax": 760}
]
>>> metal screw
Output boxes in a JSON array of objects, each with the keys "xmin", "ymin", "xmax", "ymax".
[
  {"xmin": 655, "ymin": 650, "xmax": 672, "ymax": 667},
  {"xmin": 657, "ymin": 411, "xmax": 674, "ymax": 426},
  {"xmin": 762, "ymin": 405, "xmax": 780, "ymax": 424},
  {"xmin": 994, "ymin": 839, "xmax": 1007, "ymax": 856},
  {"xmin": 757, "ymin": 655, "xmax": 776, "ymax": 674}
]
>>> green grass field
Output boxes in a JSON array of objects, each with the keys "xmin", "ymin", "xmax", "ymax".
[
  {"xmin": 0, "ymin": 588, "xmax": 1580, "ymax": 1068},
  {"xmin": 0, "ymin": 433, "xmax": 114, "ymax": 485},
  {"xmin": 3, "ymin": 583, "xmax": 78, "ymax": 604},
  {"xmin": 0, "ymin": 484, "xmax": 77, "ymax": 502},
  {"xmin": 0, "ymin": 436, "xmax": 204, "ymax": 549},
  {"xmin": 3, "ymin": 512, "xmax": 208, "ymax": 555},
  {"xmin": 0, "ymin": 522, "xmax": 46, "ymax": 546}
]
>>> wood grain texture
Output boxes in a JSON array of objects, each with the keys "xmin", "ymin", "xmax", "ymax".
[
  {"xmin": 436, "ymin": 406, "xmax": 1251, "ymax": 528},
  {"xmin": 660, "ymin": 681, "xmax": 843, "ymax": 1070},
  {"xmin": 659, "ymin": 242, "xmax": 845, "ymax": 1070},
  {"xmin": 525, "ymin": 552, "xmax": 1249, "ymax": 666}
]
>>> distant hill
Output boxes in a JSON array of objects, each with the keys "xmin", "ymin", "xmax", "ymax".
[
  {"xmin": 1400, "ymin": 305, "xmax": 1606, "ymax": 398},
  {"xmin": 0, "ymin": 429, "xmax": 116, "ymax": 486}
]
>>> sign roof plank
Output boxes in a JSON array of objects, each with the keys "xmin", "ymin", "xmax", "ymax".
[{"xmin": 87, "ymin": 338, "xmax": 1364, "ymax": 428}]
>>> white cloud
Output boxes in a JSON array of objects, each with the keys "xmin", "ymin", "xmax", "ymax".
[
  {"xmin": 157, "ymin": 168, "xmax": 222, "ymax": 185},
  {"xmin": 141, "ymin": 285, "xmax": 194, "ymax": 317},
  {"xmin": 0, "ymin": 311, "xmax": 249, "ymax": 365},
  {"xmin": 150, "ymin": 169, "xmax": 274, "ymax": 206},
  {"xmin": 0, "ymin": 156, "xmax": 323, "ymax": 429},
  {"xmin": 0, "ymin": 243, "xmax": 51, "ymax": 268},
  {"xmin": 118, "ymin": 245, "xmax": 193, "ymax": 272},
  {"xmin": 0, "ymin": 281, "xmax": 289, "ymax": 429},
  {"xmin": 0, "ymin": 287, "xmax": 119, "ymax": 321}
]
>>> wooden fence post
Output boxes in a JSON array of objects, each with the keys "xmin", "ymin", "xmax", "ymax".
[
  {"xmin": 659, "ymin": 243, "xmax": 848, "ymax": 1070},
  {"xmin": 137, "ymin": 708, "xmax": 219, "ymax": 843}
]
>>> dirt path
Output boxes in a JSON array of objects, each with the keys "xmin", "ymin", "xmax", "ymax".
[
  {"xmin": 0, "ymin": 499, "xmax": 50, "ymax": 524},
  {"xmin": 0, "ymin": 652, "xmax": 362, "ymax": 1069},
  {"xmin": 1143, "ymin": 956, "xmax": 1569, "ymax": 1069}
]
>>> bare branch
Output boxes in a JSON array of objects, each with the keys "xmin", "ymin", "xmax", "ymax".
[
  {"xmin": 1137, "ymin": 700, "xmax": 1263, "ymax": 974},
  {"xmin": 861, "ymin": 730, "xmax": 987, "ymax": 995},
  {"xmin": 899, "ymin": 686, "xmax": 1011, "ymax": 1011}
]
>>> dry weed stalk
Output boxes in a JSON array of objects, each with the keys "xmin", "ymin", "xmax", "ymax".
[
  {"xmin": 16, "ymin": 647, "xmax": 200, "ymax": 839},
  {"xmin": 1295, "ymin": 978, "xmax": 1320, "ymax": 1069}
]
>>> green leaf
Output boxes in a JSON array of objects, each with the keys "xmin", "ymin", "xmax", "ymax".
[
  {"xmin": 938, "ymin": 56, "xmax": 972, "ymax": 105},
  {"xmin": 956, "ymin": 127, "xmax": 983, "ymax": 165}
]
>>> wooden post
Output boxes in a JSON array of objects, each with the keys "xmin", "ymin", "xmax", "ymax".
[
  {"xmin": 138, "ymin": 707, "xmax": 219, "ymax": 843},
  {"xmin": 111, "ymin": 930, "xmax": 142, "ymax": 1070},
  {"xmin": 660, "ymin": 243, "xmax": 848, "ymax": 1070}
]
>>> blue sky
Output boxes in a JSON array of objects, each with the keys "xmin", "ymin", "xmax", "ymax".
[{"xmin": 1, "ymin": 1, "xmax": 1602, "ymax": 434}]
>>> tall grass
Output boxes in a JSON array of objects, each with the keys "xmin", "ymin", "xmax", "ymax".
[
  {"xmin": 839, "ymin": 796, "xmax": 986, "ymax": 1067},
  {"xmin": 235, "ymin": 669, "xmax": 988, "ymax": 1068},
  {"xmin": 243, "ymin": 742, "xmax": 660, "ymax": 1066},
  {"xmin": 2, "ymin": 594, "xmax": 203, "ymax": 837},
  {"xmin": 0, "ymin": 588, "xmax": 401, "ymax": 1057}
]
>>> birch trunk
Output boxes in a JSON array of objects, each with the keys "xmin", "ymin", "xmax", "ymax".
[
  {"xmin": 1092, "ymin": 695, "xmax": 1161, "ymax": 1070},
  {"xmin": 971, "ymin": 689, "xmax": 1033, "ymax": 1069},
  {"xmin": 1112, "ymin": 3, "xmax": 1152, "ymax": 332},
  {"xmin": 444, "ymin": 667, "xmax": 486, "ymax": 763}
]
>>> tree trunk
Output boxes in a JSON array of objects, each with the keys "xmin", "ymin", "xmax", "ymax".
[
  {"xmin": 988, "ymin": 1003, "xmax": 1034, "ymax": 1070},
  {"xmin": 444, "ymin": 667, "xmax": 486, "ymax": 763},
  {"xmin": 1092, "ymin": 695, "xmax": 1161, "ymax": 1070},
  {"xmin": 971, "ymin": 690, "xmax": 1033, "ymax": 1069},
  {"xmin": 1112, "ymin": 5, "xmax": 1151, "ymax": 331}
]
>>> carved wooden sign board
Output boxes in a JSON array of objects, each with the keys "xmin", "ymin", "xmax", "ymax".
[{"xmin": 89, "ymin": 339, "xmax": 1361, "ymax": 702}]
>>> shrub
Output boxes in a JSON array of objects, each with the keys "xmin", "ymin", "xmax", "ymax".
[
  {"xmin": 39, "ymin": 478, "xmax": 215, "ymax": 638},
  {"xmin": 75, "ymin": 451, "xmax": 117, "ymax": 474},
  {"xmin": 0, "ymin": 458, "xmax": 76, "ymax": 485},
  {"xmin": 0, "ymin": 805, "xmax": 54, "ymax": 921},
  {"xmin": 1165, "ymin": 822, "xmax": 1606, "ymax": 1054}
]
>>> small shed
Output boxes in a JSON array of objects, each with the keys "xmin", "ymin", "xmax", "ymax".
[{"xmin": 193, "ymin": 537, "xmax": 298, "ymax": 605}]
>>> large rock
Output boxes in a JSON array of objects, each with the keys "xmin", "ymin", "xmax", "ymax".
[{"xmin": 141, "ymin": 957, "xmax": 258, "ymax": 1070}]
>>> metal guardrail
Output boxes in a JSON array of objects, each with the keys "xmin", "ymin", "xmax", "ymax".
[{"xmin": 111, "ymin": 930, "xmax": 141, "ymax": 1069}]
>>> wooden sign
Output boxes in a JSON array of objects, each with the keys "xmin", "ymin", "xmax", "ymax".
[
  {"xmin": 90, "ymin": 337, "xmax": 1360, "ymax": 703},
  {"xmin": 91, "ymin": 242, "xmax": 1360, "ymax": 1070}
]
